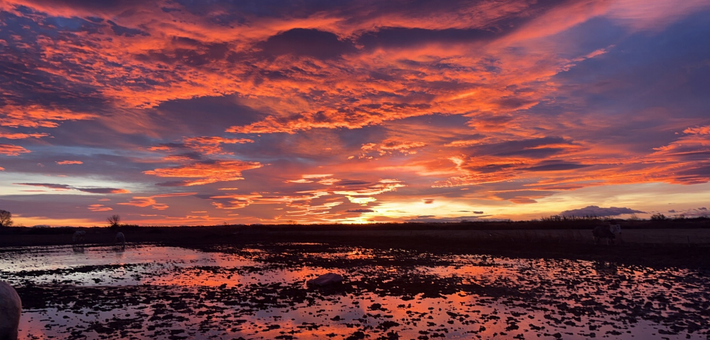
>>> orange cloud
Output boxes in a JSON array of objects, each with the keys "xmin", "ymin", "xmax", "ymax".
[
  {"xmin": 2, "ymin": 0, "xmax": 709, "ymax": 222},
  {"xmin": 358, "ymin": 139, "xmax": 427, "ymax": 158},
  {"xmin": 210, "ymin": 193, "xmax": 262, "ymax": 210},
  {"xmin": 118, "ymin": 192, "xmax": 196, "ymax": 210},
  {"xmin": 258, "ymin": 190, "xmax": 331, "ymax": 205},
  {"xmin": 88, "ymin": 204, "xmax": 113, "ymax": 212},
  {"xmin": 0, "ymin": 132, "xmax": 49, "ymax": 139},
  {"xmin": 332, "ymin": 179, "xmax": 405, "ymax": 196},
  {"xmin": 119, "ymin": 197, "xmax": 168, "ymax": 210},
  {"xmin": 56, "ymin": 160, "xmax": 83, "ymax": 165},
  {"xmin": 183, "ymin": 136, "xmax": 254, "ymax": 155},
  {"xmin": 0, "ymin": 143, "xmax": 30, "ymax": 156},
  {"xmin": 0, "ymin": 105, "xmax": 95, "ymax": 128},
  {"xmin": 0, "ymin": 0, "xmax": 632, "ymax": 144},
  {"xmin": 285, "ymin": 174, "xmax": 335, "ymax": 184},
  {"xmin": 684, "ymin": 126, "xmax": 710, "ymax": 135},
  {"xmin": 286, "ymin": 201, "xmax": 343, "ymax": 217},
  {"xmin": 144, "ymin": 160, "xmax": 263, "ymax": 186}
]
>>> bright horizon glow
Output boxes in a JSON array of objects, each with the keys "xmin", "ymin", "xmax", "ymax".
[{"xmin": 1, "ymin": 0, "xmax": 710, "ymax": 226}]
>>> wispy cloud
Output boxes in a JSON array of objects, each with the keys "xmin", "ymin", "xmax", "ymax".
[{"xmin": 14, "ymin": 183, "xmax": 130, "ymax": 194}]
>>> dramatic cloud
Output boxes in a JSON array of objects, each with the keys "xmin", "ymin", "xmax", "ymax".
[{"xmin": 1, "ymin": 0, "xmax": 709, "ymax": 225}]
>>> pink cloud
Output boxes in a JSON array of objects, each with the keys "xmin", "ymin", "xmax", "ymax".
[
  {"xmin": 88, "ymin": 204, "xmax": 113, "ymax": 212},
  {"xmin": 0, "ymin": 144, "xmax": 30, "ymax": 156}
]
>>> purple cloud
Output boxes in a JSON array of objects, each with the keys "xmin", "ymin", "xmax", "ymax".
[{"xmin": 560, "ymin": 206, "xmax": 645, "ymax": 217}]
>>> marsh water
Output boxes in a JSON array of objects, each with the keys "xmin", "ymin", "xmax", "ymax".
[{"xmin": 0, "ymin": 243, "xmax": 708, "ymax": 339}]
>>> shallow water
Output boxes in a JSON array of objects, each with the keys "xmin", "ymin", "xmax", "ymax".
[{"xmin": 1, "ymin": 244, "xmax": 708, "ymax": 339}]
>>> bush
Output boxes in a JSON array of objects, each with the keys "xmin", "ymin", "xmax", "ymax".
[{"xmin": 651, "ymin": 213, "xmax": 667, "ymax": 221}]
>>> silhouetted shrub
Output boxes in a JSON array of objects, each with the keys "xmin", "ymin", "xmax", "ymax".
[{"xmin": 0, "ymin": 210, "xmax": 13, "ymax": 227}]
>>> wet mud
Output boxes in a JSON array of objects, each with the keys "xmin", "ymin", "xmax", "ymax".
[{"xmin": 1, "ymin": 243, "xmax": 709, "ymax": 339}]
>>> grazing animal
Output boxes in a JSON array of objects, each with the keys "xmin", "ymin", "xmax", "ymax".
[
  {"xmin": 0, "ymin": 281, "xmax": 21, "ymax": 340},
  {"xmin": 609, "ymin": 224, "xmax": 622, "ymax": 243},
  {"xmin": 592, "ymin": 225, "xmax": 616, "ymax": 245},
  {"xmin": 114, "ymin": 232, "xmax": 126, "ymax": 248},
  {"xmin": 72, "ymin": 230, "xmax": 86, "ymax": 244}
]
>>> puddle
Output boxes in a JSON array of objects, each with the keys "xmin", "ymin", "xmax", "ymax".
[{"xmin": 0, "ymin": 244, "xmax": 707, "ymax": 339}]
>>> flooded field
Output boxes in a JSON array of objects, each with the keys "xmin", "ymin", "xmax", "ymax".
[{"xmin": 1, "ymin": 243, "xmax": 709, "ymax": 340}]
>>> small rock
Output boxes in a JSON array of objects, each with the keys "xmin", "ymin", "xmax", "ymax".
[{"xmin": 307, "ymin": 273, "xmax": 344, "ymax": 287}]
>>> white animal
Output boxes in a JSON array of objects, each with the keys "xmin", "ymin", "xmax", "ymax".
[
  {"xmin": 610, "ymin": 224, "xmax": 622, "ymax": 243},
  {"xmin": 114, "ymin": 232, "xmax": 126, "ymax": 247},
  {"xmin": 0, "ymin": 281, "xmax": 21, "ymax": 340},
  {"xmin": 72, "ymin": 230, "xmax": 86, "ymax": 243},
  {"xmin": 592, "ymin": 225, "xmax": 615, "ymax": 245}
]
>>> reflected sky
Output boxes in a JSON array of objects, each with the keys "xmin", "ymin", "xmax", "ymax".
[{"xmin": 1, "ymin": 244, "xmax": 707, "ymax": 339}]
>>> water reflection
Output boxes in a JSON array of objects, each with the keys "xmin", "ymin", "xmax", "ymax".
[{"xmin": 0, "ymin": 245, "xmax": 707, "ymax": 340}]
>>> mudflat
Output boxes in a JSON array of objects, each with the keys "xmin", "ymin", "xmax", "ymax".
[{"xmin": 1, "ymin": 223, "xmax": 709, "ymax": 339}]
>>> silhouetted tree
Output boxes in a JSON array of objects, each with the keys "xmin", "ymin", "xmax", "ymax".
[
  {"xmin": 0, "ymin": 210, "xmax": 12, "ymax": 227},
  {"xmin": 651, "ymin": 213, "xmax": 667, "ymax": 221},
  {"xmin": 107, "ymin": 215, "xmax": 121, "ymax": 227}
]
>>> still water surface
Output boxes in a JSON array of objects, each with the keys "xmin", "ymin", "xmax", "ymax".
[{"xmin": 0, "ymin": 244, "xmax": 707, "ymax": 339}]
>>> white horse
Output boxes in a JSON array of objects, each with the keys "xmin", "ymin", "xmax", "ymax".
[
  {"xmin": 0, "ymin": 281, "xmax": 21, "ymax": 340},
  {"xmin": 72, "ymin": 230, "xmax": 86, "ymax": 244},
  {"xmin": 610, "ymin": 224, "xmax": 622, "ymax": 243},
  {"xmin": 114, "ymin": 232, "xmax": 126, "ymax": 248},
  {"xmin": 592, "ymin": 225, "xmax": 615, "ymax": 245}
]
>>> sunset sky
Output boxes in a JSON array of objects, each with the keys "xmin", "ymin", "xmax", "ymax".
[{"xmin": 1, "ymin": 0, "xmax": 710, "ymax": 226}]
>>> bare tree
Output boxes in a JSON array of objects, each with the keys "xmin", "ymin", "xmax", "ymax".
[
  {"xmin": 107, "ymin": 214, "xmax": 121, "ymax": 227},
  {"xmin": 0, "ymin": 210, "xmax": 12, "ymax": 227}
]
